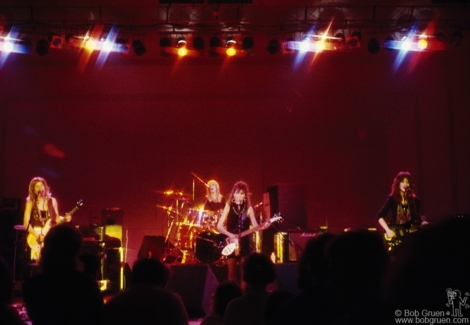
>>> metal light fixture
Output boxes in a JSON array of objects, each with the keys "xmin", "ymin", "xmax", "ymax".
[
  {"xmin": 267, "ymin": 39, "xmax": 280, "ymax": 55},
  {"xmin": 132, "ymin": 39, "xmax": 146, "ymax": 56},
  {"xmin": 36, "ymin": 39, "xmax": 49, "ymax": 56},
  {"xmin": 177, "ymin": 37, "xmax": 188, "ymax": 57}
]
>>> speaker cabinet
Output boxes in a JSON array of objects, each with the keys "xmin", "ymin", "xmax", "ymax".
[
  {"xmin": 274, "ymin": 232, "xmax": 296, "ymax": 263},
  {"xmin": 267, "ymin": 183, "xmax": 307, "ymax": 231},
  {"xmin": 0, "ymin": 198, "xmax": 23, "ymax": 280},
  {"xmin": 262, "ymin": 184, "xmax": 307, "ymax": 256},
  {"xmin": 166, "ymin": 264, "xmax": 219, "ymax": 319},
  {"xmin": 79, "ymin": 244, "xmax": 124, "ymax": 291},
  {"xmin": 100, "ymin": 208, "xmax": 123, "ymax": 226},
  {"xmin": 267, "ymin": 263, "xmax": 298, "ymax": 294},
  {"xmin": 274, "ymin": 230, "xmax": 322, "ymax": 262}
]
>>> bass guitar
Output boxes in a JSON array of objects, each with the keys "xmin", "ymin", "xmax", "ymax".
[
  {"xmin": 221, "ymin": 214, "xmax": 283, "ymax": 256},
  {"xmin": 27, "ymin": 199, "xmax": 85, "ymax": 255}
]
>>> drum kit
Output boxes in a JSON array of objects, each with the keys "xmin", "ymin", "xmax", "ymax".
[{"xmin": 155, "ymin": 176, "xmax": 226, "ymax": 264}]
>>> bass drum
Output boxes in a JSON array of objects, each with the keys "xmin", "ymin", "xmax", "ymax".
[{"xmin": 195, "ymin": 231, "xmax": 226, "ymax": 263}]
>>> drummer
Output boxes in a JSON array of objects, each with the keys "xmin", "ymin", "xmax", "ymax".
[{"xmin": 203, "ymin": 180, "xmax": 226, "ymax": 215}]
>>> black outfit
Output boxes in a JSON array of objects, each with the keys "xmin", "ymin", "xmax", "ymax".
[
  {"xmin": 225, "ymin": 202, "xmax": 252, "ymax": 257},
  {"xmin": 377, "ymin": 195, "xmax": 422, "ymax": 226},
  {"xmin": 203, "ymin": 198, "xmax": 226, "ymax": 213},
  {"xmin": 28, "ymin": 198, "xmax": 55, "ymax": 228}
]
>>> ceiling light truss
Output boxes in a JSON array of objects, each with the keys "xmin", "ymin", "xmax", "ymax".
[
  {"xmin": 0, "ymin": 4, "xmax": 470, "ymax": 52},
  {"xmin": 0, "ymin": 5, "xmax": 468, "ymax": 40}
]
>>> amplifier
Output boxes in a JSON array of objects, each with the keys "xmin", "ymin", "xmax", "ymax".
[{"xmin": 274, "ymin": 229, "xmax": 326, "ymax": 262}]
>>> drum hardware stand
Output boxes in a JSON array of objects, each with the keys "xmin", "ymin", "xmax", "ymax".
[{"xmin": 161, "ymin": 195, "xmax": 191, "ymax": 263}]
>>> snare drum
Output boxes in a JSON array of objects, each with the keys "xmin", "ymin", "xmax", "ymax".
[{"xmin": 195, "ymin": 231, "xmax": 226, "ymax": 263}]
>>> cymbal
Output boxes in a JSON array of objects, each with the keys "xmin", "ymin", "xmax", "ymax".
[
  {"xmin": 155, "ymin": 205, "xmax": 184, "ymax": 216},
  {"xmin": 154, "ymin": 190, "xmax": 191, "ymax": 198}
]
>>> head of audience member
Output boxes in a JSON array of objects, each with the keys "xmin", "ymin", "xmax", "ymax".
[
  {"xmin": 131, "ymin": 257, "xmax": 170, "ymax": 288},
  {"xmin": 324, "ymin": 229, "xmax": 388, "ymax": 324},
  {"xmin": 296, "ymin": 233, "xmax": 335, "ymax": 291},
  {"xmin": 383, "ymin": 215, "xmax": 470, "ymax": 311},
  {"xmin": 212, "ymin": 280, "xmax": 242, "ymax": 317},
  {"xmin": 326, "ymin": 229, "xmax": 387, "ymax": 304},
  {"xmin": 242, "ymin": 253, "xmax": 276, "ymax": 290},
  {"xmin": 40, "ymin": 224, "xmax": 83, "ymax": 274}
]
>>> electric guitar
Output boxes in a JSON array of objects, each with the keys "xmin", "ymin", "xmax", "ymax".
[
  {"xmin": 383, "ymin": 222, "xmax": 420, "ymax": 247},
  {"xmin": 221, "ymin": 214, "xmax": 283, "ymax": 256},
  {"xmin": 27, "ymin": 199, "xmax": 85, "ymax": 254}
]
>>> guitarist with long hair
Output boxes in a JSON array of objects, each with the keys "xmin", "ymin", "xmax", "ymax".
[
  {"xmin": 23, "ymin": 177, "xmax": 72, "ymax": 261},
  {"xmin": 377, "ymin": 171, "xmax": 428, "ymax": 247},
  {"xmin": 217, "ymin": 181, "xmax": 270, "ymax": 285}
]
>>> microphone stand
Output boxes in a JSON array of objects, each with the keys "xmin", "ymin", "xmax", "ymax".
[{"xmin": 191, "ymin": 171, "xmax": 209, "ymax": 188}]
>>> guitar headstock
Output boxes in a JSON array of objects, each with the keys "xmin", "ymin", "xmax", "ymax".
[
  {"xmin": 271, "ymin": 213, "xmax": 284, "ymax": 223},
  {"xmin": 76, "ymin": 199, "xmax": 85, "ymax": 207}
]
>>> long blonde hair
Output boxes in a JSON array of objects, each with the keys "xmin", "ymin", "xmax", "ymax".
[
  {"xmin": 27, "ymin": 176, "xmax": 51, "ymax": 204},
  {"xmin": 206, "ymin": 180, "xmax": 223, "ymax": 203}
]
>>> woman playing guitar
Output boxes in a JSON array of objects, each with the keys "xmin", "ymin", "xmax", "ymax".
[
  {"xmin": 217, "ymin": 181, "xmax": 270, "ymax": 285},
  {"xmin": 23, "ymin": 177, "xmax": 72, "ymax": 261},
  {"xmin": 377, "ymin": 171, "xmax": 428, "ymax": 247}
]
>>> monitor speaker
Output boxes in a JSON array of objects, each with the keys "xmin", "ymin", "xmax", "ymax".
[{"xmin": 137, "ymin": 236, "xmax": 166, "ymax": 260}]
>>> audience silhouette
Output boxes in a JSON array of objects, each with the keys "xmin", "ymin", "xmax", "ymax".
[
  {"xmin": 382, "ymin": 215, "xmax": 470, "ymax": 323},
  {"xmin": 223, "ymin": 252, "xmax": 276, "ymax": 325},
  {"xmin": 22, "ymin": 224, "xmax": 103, "ymax": 325},
  {"xmin": 326, "ymin": 229, "xmax": 388, "ymax": 324},
  {"xmin": 263, "ymin": 289, "xmax": 294, "ymax": 325},
  {"xmin": 16, "ymin": 214, "xmax": 468, "ymax": 325},
  {"xmin": 276, "ymin": 232, "xmax": 336, "ymax": 325},
  {"xmin": 101, "ymin": 257, "xmax": 189, "ymax": 325},
  {"xmin": 200, "ymin": 280, "xmax": 242, "ymax": 325},
  {"xmin": 0, "ymin": 256, "xmax": 24, "ymax": 325}
]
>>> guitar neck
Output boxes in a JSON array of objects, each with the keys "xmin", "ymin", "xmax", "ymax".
[
  {"xmin": 66, "ymin": 200, "xmax": 84, "ymax": 216},
  {"xmin": 239, "ymin": 226, "xmax": 261, "ymax": 239},
  {"xmin": 238, "ymin": 215, "xmax": 281, "ymax": 238},
  {"xmin": 68, "ymin": 206, "xmax": 79, "ymax": 215}
]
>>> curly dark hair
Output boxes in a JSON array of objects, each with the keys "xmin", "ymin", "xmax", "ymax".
[{"xmin": 390, "ymin": 171, "xmax": 416, "ymax": 202}]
